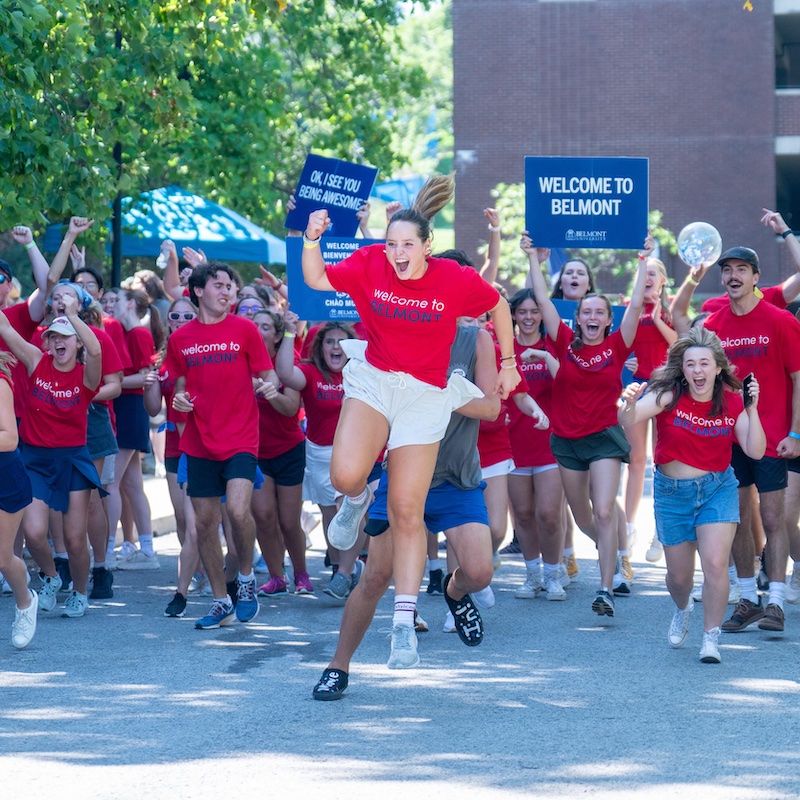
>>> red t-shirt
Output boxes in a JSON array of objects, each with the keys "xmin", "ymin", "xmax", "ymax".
[
  {"xmin": 20, "ymin": 355, "xmax": 97, "ymax": 448},
  {"xmin": 102, "ymin": 316, "xmax": 132, "ymax": 370},
  {"xmin": 549, "ymin": 322, "xmax": 633, "ymax": 439},
  {"xmin": 705, "ymin": 300, "xmax": 800, "ymax": 457},
  {"xmin": 157, "ymin": 361, "xmax": 188, "ymax": 460},
  {"xmin": 701, "ymin": 284, "xmax": 786, "ymax": 314},
  {"xmin": 298, "ymin": 362, "xmax": 343, "ymax": 446},
  {"xmin": 121, "ymin": 325, "xmax": 156, "ymax": 396},
  {"xmin": 477, "ymin": 343, "xmax": 511, "ymax": 468},
  {"xmin": 164, "ymin": 314, "xmax": 273, "ymax": 460},
  {"xmin": 2, "ymin": 302, "xmax": 39, "ymax": 418},
  {"xmin": 655, "ymin": 391, "xmax": 744, "ymax": 473},
  {"xmin": 257, "ymin": 391, "xmax": 305, "ymax": 460},
  {"xmin": 508, "ymin": 338, "xmax": 555, "ymax": 468},
  {"xmin": 326, "ymin": 244, "xmax": 500, "ymax": 388},
  {"xmin": 632, "ymin": 302, "xmax": 673, "ymax": 379}
]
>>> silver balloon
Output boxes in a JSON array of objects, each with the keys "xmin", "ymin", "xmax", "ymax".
[{"xmin": 677, "ymin": 222, "xmax": 722, "ymax": 269}]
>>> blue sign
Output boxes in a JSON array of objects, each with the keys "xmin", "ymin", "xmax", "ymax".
[
  {"xmin": 525, "ymin": 157, "xmax": 649, "ymax": 250},
  {"xmin": 286, "ymin": 237, "xmax": 382, "ymax": 322},
  {"xmin": 286, "ymin": 154, "xmax": 379, "ymax": 238}
]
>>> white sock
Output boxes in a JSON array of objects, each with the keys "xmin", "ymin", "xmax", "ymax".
[
  {"xmin": 139, "ymin": 534, "xmax": 155, "ymax": 557},
  {"xmin": 728, "ymin": 565, "xmax": 738, "ymax": 582},
  {"xmin": 349, "ymin": 487, "xmax": 369, "ymax": 505},
  {"xmin": 238, "ymin": 571, "xmax": 254, "ymax": 584},
  {"xmin": 428, "ymin": 558, "xmax": 442, "ymax": 573},
  {"xmin": 524, "ymin": 557, "xmax": 542, "ymax": 573},
  {"xmin": 627, "ymin": 522, "xmax": 636, "ymax": 534},
  {"xmin": 94, "ymin": 561, "xmax": 106, "ymax": 570},
  {"xmin": 393, "ymin": 594, "xmax": 416, "ymax": 627},
  {"xmin": 769, "ymin": 581, "xmax": 785, "ymax": 609},
  {"xmin": 543, "ymin": 562, "xmax": 559, "ymax": 580},
  {"xmin": 619, "ymin": 549, "xmax": 629, "ymax": 558},
  {"xmin": 563, "ymin": 547, "xmax": 574, "ymax": 557},
  {"xmin": 739, "ymin": 576, "xmax": 758, "ymax": 603},
  {"xmin": 55, "ymin": 551, "xmax": 68, "ymax": 560}
]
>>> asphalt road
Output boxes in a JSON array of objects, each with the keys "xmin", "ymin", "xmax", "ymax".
[{"xmin": 2, "ymin": 484, "xmax": 799, "ymax": 800}]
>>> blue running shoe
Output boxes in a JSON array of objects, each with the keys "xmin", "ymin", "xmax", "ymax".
[
  {"xmin": 195, "ymin": 600, "xmax": 235, "ymax": 630},
  {"xmin": 235, "ymin": 578, "xmax": 259, "ymax": 623}
]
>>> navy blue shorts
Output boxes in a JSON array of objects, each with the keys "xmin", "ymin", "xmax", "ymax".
[
  {"xmin": 0, "ymin": 449, "xmax": 32, "ymax": 514},
  {"xmin": 730, "ymin": 445, "xmax": 787, "ymax": 493},
  {"xmin": 258, "ymin": 440, "xmax": 306, "ymax": 487},
  {"xmin": 186, "ymin": 453, "xmax": 258, "ymax": 498},
  {"xmin": 365, "ymin": 471, "xmax": 488, "ymax": 537},
  {"xmin": 114, "ymin": 394, "xmax": 151, "ymax": 452}
]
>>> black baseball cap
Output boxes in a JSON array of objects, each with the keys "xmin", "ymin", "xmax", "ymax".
[
  {"xmin": 718, "ymin": 246, "xmax": 759, "ymax": 273},
  {"xmin": 0, "ymin": 260, "xmax": 13, "ymax": 280}
]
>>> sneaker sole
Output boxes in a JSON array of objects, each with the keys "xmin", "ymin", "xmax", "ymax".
[
  {"xmin": 116, "ymin": 563, "xmax": 161, "ymax": 571},
  {"xmin": 195, "ymin": 615, "xmax": 235, "ymax": 630},
  {"xmin": 387, "ymin": 654, "xmax": 421, "ymax": 669},
  {"xmin": 592, "ymin": 596, "xmax": 615, "ymax": 617}
]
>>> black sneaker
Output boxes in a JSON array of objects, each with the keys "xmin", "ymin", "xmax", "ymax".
[
  {"xmin": 443, "ymin": 573, "xmax": 484, "ymax": 646},
  {"xmin": 592, "ymin": 590, "xmax": 615, "ymax": 617},
  {"xmin": 500, "ymin": 538, "xmax": 522, "ymax": 555},
  {"xmin": 54, "ymin": 557, "xmax": 72, "ymax": 593},
  {"xmin": 313, "ymin": 668, "xmax": 349, "ymax": 701},
  {"xmin": 426, "ymin": 568, "xmax": 444, "ymax": 595},
  {"xmin": 226, "ymin": 579, "xmax": 239, "ymax": 609},
  {"xmin": 89, "ymin": 567, "xmax": 114, "ymax": 599},
  {"xmin": 164, "ymin": 591, "xmax": 187, "ymax": 618}
]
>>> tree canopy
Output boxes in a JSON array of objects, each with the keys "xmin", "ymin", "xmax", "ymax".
[{"xmin": 0, "ymin": 0, "xmax": 432, "ymax": 235}]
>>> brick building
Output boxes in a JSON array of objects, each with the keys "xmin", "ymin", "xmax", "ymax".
[{"xmin": 453, "ymin": 0, "xmax": 800, "ymax": 293}]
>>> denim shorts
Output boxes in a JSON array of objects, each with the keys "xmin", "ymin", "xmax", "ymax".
[{"xmin": 654, "ymin": 466, "xmax": 740, "ymax": 546}]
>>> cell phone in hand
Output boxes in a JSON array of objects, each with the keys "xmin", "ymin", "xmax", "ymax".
[{"xmin": 743, "ymin": 373, "xmax": 754, "ymax": 408}]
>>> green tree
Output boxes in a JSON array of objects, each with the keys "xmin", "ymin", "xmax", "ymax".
[
  {"xmin": 481, "ymin": 181, "xmax": 677, "ymax": 290},
  {"xmin": 0, "ymin": 0, "xmax": 431, "ymax": 236}
]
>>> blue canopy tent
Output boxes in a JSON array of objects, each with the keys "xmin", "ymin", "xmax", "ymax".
[{"xmin": 43, "ymin": 185, "xmax": 286, "ymax": 265}]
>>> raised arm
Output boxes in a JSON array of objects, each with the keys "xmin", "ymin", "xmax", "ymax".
[
  {"xmin": 61, "ymin": 294, "xmax": 101, "ymax": 391},
  {"xmin": 671, "ymin": 260, "xmax": 714, "ymax": 335},
  {"xmin": 11, "ymin": 226, "xmax": 50, "ymax": 321},
  {"xmin": 159, "ymin": 240, "xmax": 183, "ymax": 301},
  {"xmin": 49, "ymin": 217, "xmax": 94, "ymax": 291},
  {"xmin": 520, "ymin": 233, "xmax": 562, "ymax": 341},
  {"xmin": 735, "ymin": 375, "xmax": 766, "ymax": 460},
  {"xmin": 760, "ymin": 208, "xmax": 800, "ymax": 304},
  {"xmin": 479, "ymin": 208, "xmax": 502, "ymax": 284},
  {"xmin": 301, "ymin": 210, "xmax": 336, "ymax": 291},
  {"xmin": 619, "ymin": 233, "xmax": 656, "ymax": 347},
  {"xmin": 0, "ymin": 307, "xmax": 43, "ymax": 374}
]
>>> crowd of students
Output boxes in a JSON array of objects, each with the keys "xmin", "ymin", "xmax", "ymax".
[{"xmin": 1, "ymin": 192, "xmax": 798, "ymax": 689}]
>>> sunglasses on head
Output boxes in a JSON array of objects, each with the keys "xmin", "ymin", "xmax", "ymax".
[{"xmin": 168, "ymin": 311, "xmax": 196, "ymax": 321}]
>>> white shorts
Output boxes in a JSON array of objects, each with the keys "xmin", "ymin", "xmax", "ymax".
[
  {"xmin": 510, "ymin": 463, "xmax": 559, "ymax": 477},
  {"xmin": 481, "ymin": 458, "xmax": 516, "ymax": 480},
  {"xmin": 302, "ymin": 440, "xmax": 338, "ymax": 507},
  {"xmin": 341, "ymin": 339, "xmax": 483, "ymax": 451}
]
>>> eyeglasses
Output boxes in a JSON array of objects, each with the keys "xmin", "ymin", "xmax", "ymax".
[
  {"xmin": 168, "ymin": 312, "xmax": 196, "ymax": 321},
  {"xmin": 238, "ymin": 304, "xmax": 265, "ymax": 314},
  {"xmin": 77, "ymin": 280, "xmax": 98, "ymax": 289}
]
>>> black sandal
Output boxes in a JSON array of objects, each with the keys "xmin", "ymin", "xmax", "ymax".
[
  {"xmin": 313, "ymin": 668, "xmax": 349, "ymax": 701},
  {"xmin": 443, "ymin": 573, "xmax": 484, "ymax": 647}
]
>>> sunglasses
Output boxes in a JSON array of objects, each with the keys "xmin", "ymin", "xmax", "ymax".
[
  {"xmin": 168, "ymin": 312, "xmax": 196, "ymax": 321},
  {"xmin": 0, "ymin": 274, "xmax": 9, "ymax": 285},
  {"xmin": 238, "ymin": 304, "xmax": 265, "ymax": 313}
]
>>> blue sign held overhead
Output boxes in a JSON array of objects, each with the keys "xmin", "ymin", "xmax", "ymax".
[
  {"xmin": 286, "ymin": 154, "xmax": 379, "ymax": 238},
  {"xmin": 287, "ymin": 236, "xmax": 380, "ymax": 322},
  {"xmin": 525, "ymin": 157, "xmax": 649, "ymax": 250}
]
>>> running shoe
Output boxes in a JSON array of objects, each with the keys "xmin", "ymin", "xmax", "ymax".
[
  {"xmin": 195, "ymin": 600, "xmax": 235, "ymax": 630},
  {"xmin": 699, "ymin": 628, "xmax": 721, "ymax": 663},
  {"xmin": 758, "ymin": 603, "xmax": 785, "ymax": 632},
  {"xmin": 188, "ymin": 572, "xmax": 208, "ymax": 594},
  {"xmin": 253, "ymin": 555, "xmax": 269, "ymax": 575},
  {"xmin": 721, "ymin": 598, "xmax": 764, "ymax": 632},
  {"xmin": 500, "ymin": 538, "xmax": 522, "ymax": 555},
  {"xmin": 89, "ymin": 566, "xmax": 114, "ymax": 600},
  {"xmin": 728, "ymin": 580, "xmax": 742, "ymax": 605},
  {"xmin": 645, "ymin": 534, "xmax": 663, "ymax": 563},
  {"xmin": 116, "ymin": 549, "xmax": 161, "ymax": 571},
  {"xmin": 312, "ymin": 668, "xmax": 348, "ymax": 701},
  {"xmin": 11, "ymin": 589, "xmax": 38, "ymax": 649},
  {"xmin": 235, "ymin": 578, "xmax": 259, "ymax": 622},
  {"xmin": 350, "ymin": 559, "xmax": 364, "ymax": 591},
  {"xmin": 387, "ymin": 624, "xmax": 420, "ymax": 669},
  {"xmin": 116, "ymin": 541, "xmax": 137, "ymax": 561},
  {"xmin": 257, "ymin": 576, "xmax": 288, "ymax": 596},
  {"xmin": 557, "ymin": 562, "xmax": 571, "ymax": 588},
  {"xmin": 515, "ymin": 569, "xmax": 543, "ymax": 599},
  {"xmin": 164, "ymin": 591, "xmax": 187, "ymax": 618},
  {"xmin": 294, "ymin": 571, "xmax": 314, "ymax": 595},
  {"xmin": 38, "ymin": 573, "xmax": 63, "ymax": 612},
  {"xmin": 545, "ymin": 576, "xmax": 567, "ymax": 601},
  {"xmin": 786, "ymin": 568, "xmax": 800, "ymax": 604},
  {"xmin": 612, "ymin": 574, "xmax": 631, "ymax": 596},
  {"xmin": 226, "ymin": 580, "xmax": 239, "ymax": 608},
  {"xmin": 323, "ymin": 571, "xmax": 351, "ymax": 601},
  {"xmin": 442, "ymin": 611, "xmax": 456, "ymax": 633},
  {"xmin": 327, "ymin": 488, "xmax": 373, "ymax": 550},
  {"xmin": 426, "ymin": 568, "xmax": 444, "ymax": 596},
  {"xmin": 54, "ymin": 556, "xmax": 72, "ymax": 593},
  {"xmin": 443, "ymin": 573, "xmax": 483, "ymax": 647},
  {"xmin": 592, "ymin": 589, "xmax": 615, "ymax": 617},
  {"xmin": 61, "ymin": 590, "xmax": 88, "ymax": 618},
  {"xmin": 414, "ymin": 611, "xmax": 429, "ymax": 633},
  {"xmin": 668, "ymin": 599, "xmax": 694, "ymax": 647}
]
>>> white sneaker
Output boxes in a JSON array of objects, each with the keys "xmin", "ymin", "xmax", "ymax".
[
  {"xmin": 327, "ymin": 488, "xmax": 373, "ymax": 551},
  {"xmin": 38, "ymin": 574, "xmax": 63, "ymax": 612},
  {"xmin": 691, "ymin": 583, "xmax": 704, "ymax": 603},
  {"xmin": 515, "ymin": 569, "xmax": 543, "ymax": 599},
  {"xmin": 116, "ymin": 549, "xmax": 161, "ymax": 571},
  {"xmin": 301, "ymin": 508, "xmax": 320, "ymax": 548},
  {"xmin": 61, "ymin": 590, "xmax": 88, "ymax": 618},
  {"xmin": 387, "ymin": 624, "xmax": 420, "ymax": 669},
  {"xmin": 728, "ymin": 580, "xmax": 742, "ymax": 605},
  {"xmin": 668, "ymin": 598, "xmax": 694, "ymax": 648},
  {"xmin": 645, "ymin": 534, "xmax": 663, "ymax": 563},
  {"xmin": 473, "ymin": 585, "xmax": 495, "ymax": 609},
  {"xmin": 545, "ymin": 576, "xmax": 567, "ymax": 601},
  {"xmin": 115, "ymin": 541, "xmax": 137, "ymax": 561},
  {"xmin": 785, "ymin": 569, "xmax": 800, "ymax": 604},
  {"xmin": 11, "ymin": 589, "xmax": 38, "ymax": 649},
  {"xmin": 442, "ymin": 611, "xmax": 456, "ymax": 633},
  {"xmin": 557, "ymin": 562, "xmax": 571, "ymax": 588},
  {"xmin": 188, "ymin": 572, "xmax": 207, "ymax": 594},
  {"xmin": 699, "ymin": 628, "xmax": 721, "ymax": 663}
]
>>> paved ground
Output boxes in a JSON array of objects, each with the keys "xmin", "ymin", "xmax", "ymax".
[{"xmin": 2, "ymin": 476, "xmax": 800, "ymax": 800}]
